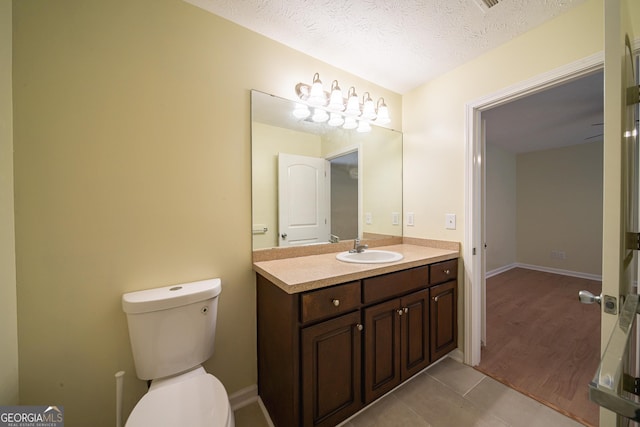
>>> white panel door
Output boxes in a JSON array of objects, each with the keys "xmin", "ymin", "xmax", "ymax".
[{"xmin": 278, "ymin": 153, "xmax": 330, "ymax": 246}]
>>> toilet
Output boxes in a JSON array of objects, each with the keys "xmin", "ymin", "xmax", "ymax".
[{"xmin": 122, "ymin": 278, "xmax": 234, "ymax": 427}]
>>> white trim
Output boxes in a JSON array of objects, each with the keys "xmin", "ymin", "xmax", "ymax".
[
  {"xmin": 485, "ymin": 263, "xmax": 518, "ymax": 278},
  {"xmin": 229, "ymin": 384, "xmax": 258, "ymax": 411},
  {"xmin": 486, "ymin": 263, "xmax": 602, "ymax": 282},
  {"xmin": 464, "ymin": 51, "xmax": 604, "ymax": 367}
]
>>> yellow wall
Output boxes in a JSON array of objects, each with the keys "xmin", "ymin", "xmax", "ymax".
[
  {"xmin": 516, "ymin": 142, "xmax": 603, "ymax": 275},
  {"xmin": 402, "ymin": 0, "xmax": 606, "ymax": 351},
  {"xmin": 485, "ymin": 144, "xmax": 517, "ymax": 273},
  {"xmin": 11, "ymin": 0, "xmax": 401, "ymax": 425},
  {"xmin": 0, "ymin": 0, "xmax": 19, "ymax": 405},
  {"xmin": 403, "ymin": 0, "xmax": 605, "ymax": 243}
]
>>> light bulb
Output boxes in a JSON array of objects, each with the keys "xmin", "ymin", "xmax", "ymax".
[
  {"xmin": 292, "ymin": 103, "xmax": 311, "ymax": 119},
  {"xmin": 357, "ymin": 120, "xmax": 371, "ymax": 133},
  {"xmin": 343, "ymin": 116, "xmax": 357, "ymax": 129},
  {"xmin": 328, "ymin": 113, "xmax": 345, "ymax": 127},
  {"xmin": 311, "ymin": 108, "xmax": 329, "ymax": 123}
]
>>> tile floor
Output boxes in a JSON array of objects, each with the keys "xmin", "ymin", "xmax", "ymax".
[{"xmin": 234, "ymin": 357, "xmax": 585, "ymax": 427}]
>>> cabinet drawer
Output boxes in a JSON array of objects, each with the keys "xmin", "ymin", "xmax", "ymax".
[
  {"xmin": 429, "ymin": 259, "xmax": 458, "ymax": 285},
  {"xmin": 362, "ymin": 266, "xmax": 428, "ymax": 304},
  {"xmin": 301, "ymin": 281, "xmax": 361, "ymax": 324}
]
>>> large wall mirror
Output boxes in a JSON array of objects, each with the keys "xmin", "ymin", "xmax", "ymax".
[{"xmin": 251, "ymin": 90, "xmax": 402, "ymax": 250}]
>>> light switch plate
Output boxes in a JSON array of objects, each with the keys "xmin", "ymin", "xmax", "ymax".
[
  {"xmin": 392, "ymin": 212, "xmax": 400, "ymax": 225},
  {"xmin": 407, "ymin": 212, "xmax": 415, "ymax": 226},
  {"xmin": 445, "ymin": 214, "xmax": 456, "ymax": 230}
]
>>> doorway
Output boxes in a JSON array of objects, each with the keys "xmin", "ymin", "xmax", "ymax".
[
  {"xmin": 464, "ymin": 52, "xmax": 604, "ymax": 365},
  {"xmin": 465, "ymin": 58, "xmax": 605, "ymax": 425}
]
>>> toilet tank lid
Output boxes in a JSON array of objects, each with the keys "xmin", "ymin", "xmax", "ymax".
[{"xmin": 122, "ymin": 278, "xmax": 221, "ymax": 314}]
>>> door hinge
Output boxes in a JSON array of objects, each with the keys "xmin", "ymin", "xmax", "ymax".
[
  {"xmin": 623, "ymin": 374, "xmax": 640, "ymax": 396},
  {"xmin": 473, "ymin": 247, "xmax": 476, "ymax": 255},
  {"xmin": 628, "ymin": 84, "xmax": 640, "ymax": 105},
  {"xmin": 626, "ymin": 232, "xmax": 640, "ymax": 250}
]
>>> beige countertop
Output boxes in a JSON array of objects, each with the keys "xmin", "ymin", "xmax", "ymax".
[{"xmin": 253, "ymin": 243, "xmax": 459, "ymax": 294}]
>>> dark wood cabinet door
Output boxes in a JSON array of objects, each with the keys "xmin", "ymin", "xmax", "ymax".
[
  {"xmin": 363, "ymin": 298, "xmax": 401, "ymax": 403},
  {"xmin": 401, "ymin": 289, "xmax": 430, "ymax": 379},
  {"xmin": 301, "ymin": 311, "xmax": 363, "ymax": 427},
  {"xmin": 430, "ymin": 280, "xmax": 457, "ymax": 361}
]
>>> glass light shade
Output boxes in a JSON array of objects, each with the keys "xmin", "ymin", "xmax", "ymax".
[
  {"xmin": 375, "ymin": 102, "xmax": 390, "ymax": 124},
  {"xmin": 311, "ymin": 108, "xmax": 329, "ymax": 123},
  {"xmin": 343, "ymin": 116, "xmax": 358, "ymax": 129},
  {"xmin": 327, "ymin": 113, "xmax": 345, "ymax": 127},
  {"xmin": 307, "ymin": 73, "xmax": 326, "ymax": 106},
  {"xmin": 361, "ymin": 94, "xmax": 377, "ymax": 120},
  {"xmin": 292, "ymin": 103, "xmax": 311, "ymax": 119},
  {"xmin": 344, "ymin": 87, "xmax": 361, "ymax": 116},
  {"xmin": 357, "ymin": 120, "xmax": 372, "ymax": 133},
  {"xmin": 328, "ymin": 89, "xmax": 345, "ymax": 111}
]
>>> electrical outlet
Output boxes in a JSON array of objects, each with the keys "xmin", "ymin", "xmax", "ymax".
[
  {"xmin": 445, "ymin": 214, "xmax": 456, "ymax": 230},
  {"xmin": 365, "ymin": 212, "xmax": 372, "ymax": 225}
]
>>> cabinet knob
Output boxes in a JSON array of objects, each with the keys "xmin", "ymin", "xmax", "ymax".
[
  {"xmin": 403, "ymin": 307, "xmax": 409, "ymax": 314},
  {"xmin": 397, "ymin": 309, "xmax": 404, "ymax": 316},
  {"xmin": 356, "ymin": 323, "xmax": 363, "ymax": 331},
  {"xmin": 434, "ymin": 296, "xmax": 439, "ymax": 302},
  {"xmin": 444, "ymin": 269, "xmax": 450, "ymax": 275},
  {"xmin": 332, "ymin": 299, "xmax": 340, "ymax": 307}
]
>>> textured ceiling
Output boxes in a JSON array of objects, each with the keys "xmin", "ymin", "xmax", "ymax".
[{"xmin": 185, "ymin": 0, "xmax": 586, "ymax": 93}]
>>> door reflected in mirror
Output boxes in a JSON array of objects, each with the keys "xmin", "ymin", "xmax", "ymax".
[{"xmin": 251, "ymin": 90, "xmax": 402, "ymax": 250}]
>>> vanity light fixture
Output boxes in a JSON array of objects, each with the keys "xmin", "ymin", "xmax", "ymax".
[
  {"xmin": 294, "ymin": 72, "xmax": 391, "ymax": 132},
  {"xmin": 292, "ymin": 103, "xmax": 311, "ymax": 119}
]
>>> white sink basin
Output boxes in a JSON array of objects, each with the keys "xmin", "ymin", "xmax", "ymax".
[{"xmin": 336, "ymin": 250, "xmax": 404, "ymax": 264}]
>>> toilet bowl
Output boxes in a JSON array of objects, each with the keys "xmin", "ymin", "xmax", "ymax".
[
  {"xmin": 125, "ymin": 367, "xmax": 233, "ymax": 427},
  {"xmin": 122, "ymin": 278, "xmax": 234, "ymax": 427}
]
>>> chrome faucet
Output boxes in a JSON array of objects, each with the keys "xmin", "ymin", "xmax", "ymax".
[{"xmin": 349, "ymin": 238, "xmax": 368, "ymax": 253}]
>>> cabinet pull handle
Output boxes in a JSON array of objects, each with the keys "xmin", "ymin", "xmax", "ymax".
[
  {"xmin": 332, "ymin": 299, "xmax": 340, "ymax": 307},
  {"xmin": 397, "ymin": 309, "xmax": 404, "ymax": 316},
  {"xmin": 444, "ymin": 269, "xmax": 450, "ymax": 275},
  {"xmin": 356, "ymin": 323, "xmax": 363, "ymax": 331}
]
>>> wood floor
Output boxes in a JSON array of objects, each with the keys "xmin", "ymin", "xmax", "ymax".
[{"xmin": 475, "ymin": 267, "xmax": 602, "ymax": 427}]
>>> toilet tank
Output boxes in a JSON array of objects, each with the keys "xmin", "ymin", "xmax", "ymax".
[{"xmin": 122, "ymin": 278, "xmax": 222, "ymax": 380}]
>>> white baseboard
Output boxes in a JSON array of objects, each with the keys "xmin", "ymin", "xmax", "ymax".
[
  {"xmin": 485, "ymin": 263, "xmax": 518, "ymax": 278},
  {"xmin": 486, "ymin": 263, "xmax": 601, "ymax": 282},
  {"xmin": 229, "ymin": 384, "xmax": 258, "ymax": 411}
]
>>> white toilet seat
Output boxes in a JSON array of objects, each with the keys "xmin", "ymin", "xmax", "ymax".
[{"xmin": 125, "ymin": 367, "xmax": 234, "ymax": 427}]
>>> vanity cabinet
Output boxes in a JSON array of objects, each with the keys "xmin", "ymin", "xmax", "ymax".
[
  {"xmin": 429, "ymin": 260, "xmax": 458, "ymax": 361},
  {"xmin": 256, "ymin": 258, "xmax": 458, "ymax": 427},
  {"xmin": 301, "ymin": 311, "xmax": 362, "ymax": 427},
  {"xmin": 362, "ymin": 267, "xmax": 430, "ymax": 403}
]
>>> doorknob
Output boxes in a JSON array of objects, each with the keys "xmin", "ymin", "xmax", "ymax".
[
  {"xmin": 579, "ymin": 290, "xmax": 602, "ymax": 305},
  {"xmin": 281, "ymin": 233, "xmax": 287, "ymax": 240}
]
